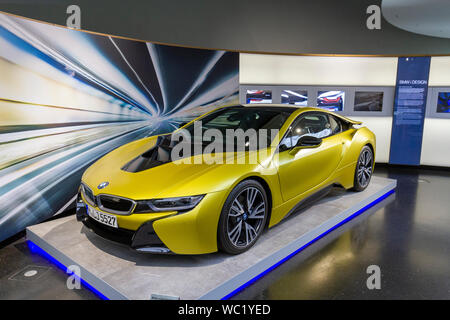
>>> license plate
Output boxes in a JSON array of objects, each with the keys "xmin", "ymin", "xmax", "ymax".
[{"xmin": 87, "ymin": 205, "xmax": 118, "ymax": 228}]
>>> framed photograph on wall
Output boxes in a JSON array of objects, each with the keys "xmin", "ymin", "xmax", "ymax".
[
  {"xmin": 281, "ymin": 90, "xmax": 308, "ymax": 106},
  {"xmin": 246, "ymin": 90, "xmax": 272, "ymax": 104},
  {"xmin": 354, "ymin": 91, "xmax": 384, "ymax": 112},
  {"xmin": 437, "ymin": 92, "xmax": 450, "ymax": 113},
  {"xmin": 317, "ymin": 91, "xmax": 345, "ymax": 111}
]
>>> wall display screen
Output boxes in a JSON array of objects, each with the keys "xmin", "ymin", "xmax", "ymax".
[
  {"xmin": 0, "ymin": 12, "xmax": 239, "ymax": 242},
  {"xmin": 354, "ymin": 91, "xmax": 384, "ymax": 112},
  {"xmin": 437, "ymin": 92, "xmax": 450, "ymax": 113},
  {"xmin": 246, "ymin": 90, "xmax": 272, "ymax": 104},
  {"xmin": 317, "ymin": 91, "xmax": 345, "ymax": 111},
  {"xmin": 281, "ymin": 90, "xmax": 308, "ymax": 106}
]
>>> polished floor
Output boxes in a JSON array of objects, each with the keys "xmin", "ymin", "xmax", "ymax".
[{"xmin": 0, "ymin": 165, "xmax": 449, "ymax": 300}]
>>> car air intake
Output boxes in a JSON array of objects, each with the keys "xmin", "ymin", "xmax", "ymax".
[
  {"xmin": 98, "ymin": 195, "xmax": 135, "ymax": 214},
  {"xmin": 122, "ymin": 135, "xmax": 172, "ymax": 173}
]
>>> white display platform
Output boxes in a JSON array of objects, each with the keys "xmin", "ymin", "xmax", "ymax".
[{"xmin": 26, "ymin": 176, "xmax": 396, "ymax": 300}]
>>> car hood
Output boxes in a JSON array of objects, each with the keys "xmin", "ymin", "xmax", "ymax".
[{"xmin": 82, "ymin": 135, "xmax": 268, "ymax": 200}]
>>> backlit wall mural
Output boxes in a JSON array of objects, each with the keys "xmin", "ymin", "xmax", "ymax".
[{"xmin": 0, "ymin": 13, "xmax": 239, "ymax": 242}]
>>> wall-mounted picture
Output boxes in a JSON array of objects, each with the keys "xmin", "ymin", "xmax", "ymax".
[
  {"xmin": 317, "ymin": 91, "xmax": 344, "ymax": 111},
  {"xmin": 437, "ymin": 92, "xmax": 450, "ymax": 113},
  {"xmin": 354, "ymin": 91, "xmax": 384, "ymax": 112},
  {"xmin": 281, "ymin": 90, "xmax": 308, "ymax": 106},
  {"xmin": 0, "ymin": 12, "xmax": 239, "ymax": 242},
  {"xmin": 246, "ymin": 90, "xmax": 272, "ymax": 104}
]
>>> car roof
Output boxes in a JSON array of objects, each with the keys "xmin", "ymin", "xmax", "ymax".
[
  {"xmin": 237, "ymin": 104, "xmax": 362, "ymax": 125},
  {"xmin": 238, "ymin": 104, "xmax": 326, "ymax": 114},
  {"xmin": 231, "ymin": 104, "xmax": 299, "ymax": 113}
]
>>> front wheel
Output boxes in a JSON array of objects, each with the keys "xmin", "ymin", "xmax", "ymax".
[
  {"xmin": 352, "ymin": 146, "xmax": 374, "ymax": 192},
  {"xmin": 218, "ymin": 180, "xmax": 268, "ymax": 254}
]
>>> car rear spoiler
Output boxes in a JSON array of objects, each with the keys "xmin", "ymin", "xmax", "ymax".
[{"xmin": 336, "ymin": 114, "xmax": 363, "ymax": 125}]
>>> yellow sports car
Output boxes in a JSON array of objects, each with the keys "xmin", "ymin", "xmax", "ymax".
[{"xmin": 76, "ymin": 105, "xmax": 375, "ymax": 254}]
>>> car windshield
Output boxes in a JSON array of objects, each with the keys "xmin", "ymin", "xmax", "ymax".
[{"xmin": 183, "ymin": 107, "xmax": 295, "ymax": 149}]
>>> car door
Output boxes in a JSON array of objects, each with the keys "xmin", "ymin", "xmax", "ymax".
[{"xmin": 275, "ymin": 112, "xmax": 344, "ymax": 201}]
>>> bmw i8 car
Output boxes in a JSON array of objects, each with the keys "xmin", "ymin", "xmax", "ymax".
[{"xmin": 76, "ymin": 105, "xmax": 375, "ymax": 255}]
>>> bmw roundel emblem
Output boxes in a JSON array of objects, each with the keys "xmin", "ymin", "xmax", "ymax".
[{"xmin": 98, "ymin": 181, "xmax": 109, "ymax": 189}]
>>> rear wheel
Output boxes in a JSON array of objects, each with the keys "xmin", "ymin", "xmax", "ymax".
[
  {"xmin": 352, "ymin": 146, "xmax": 373, "ymax": 191},
  {"xmin": 218, "ymin": 180, "xmax": 268, "ymax": 254}
]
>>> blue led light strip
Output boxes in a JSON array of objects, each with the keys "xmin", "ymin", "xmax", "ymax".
[
  {"xmin": 27, "ymin": 187, "xmax": 395, "ymax": 301},
  {"xmin": 220, "ymin": 188, "xmax": 396, "ymax": 300},
  {"xmin": 27, "ymin": 241, "xmax": 109, "ymax": 300}
]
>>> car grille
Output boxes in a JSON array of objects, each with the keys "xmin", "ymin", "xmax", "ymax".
[{"xmin": 98, "ymin": 195, "xmax": 135, "ymax": 214}]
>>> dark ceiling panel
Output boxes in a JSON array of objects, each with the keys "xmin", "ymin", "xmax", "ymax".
[{"xmin": 1, "ymin": 0, "xmax": 450, "ymax": 55}]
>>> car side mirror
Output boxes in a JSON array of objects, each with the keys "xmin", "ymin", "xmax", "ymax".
[
  {"xmin": 289, "ymin": 136, "xmax": 322, "ymax": 155},
  {"xmin": 297, "ymin": 135, "xmax": 322, "ymax": 148}
]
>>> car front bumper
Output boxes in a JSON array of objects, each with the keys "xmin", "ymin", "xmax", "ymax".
[{"xmin": 76, "ymin": 188, "xmax": 228, "ymax": 254}]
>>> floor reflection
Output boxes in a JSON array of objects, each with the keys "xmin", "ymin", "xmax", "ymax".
[{"xmin": 233, "ymin": 166, "xmax": 450, "ymax": 299}]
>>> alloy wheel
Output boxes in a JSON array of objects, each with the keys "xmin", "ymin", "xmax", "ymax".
[
  {"xmin": 357, "ymin": 148, "xmax": 373, "ymax": 188},
  {"xmin": 226, "ymin": 187, "xmax": 266, "ymax": 248}
]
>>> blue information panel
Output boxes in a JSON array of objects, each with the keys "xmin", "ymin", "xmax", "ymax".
[{"xmin": 389, "ymin": 57, "xmax": 431, "ymax": 165}]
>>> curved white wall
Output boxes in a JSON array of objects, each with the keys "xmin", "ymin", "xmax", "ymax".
[
  {"xmin": 240, "ymin": 54, "xmax": 398, "ymax": 86},
  {"xmin": 429, "ymin": 57, "xmax": 450, "ymax": 86},
  {"xmin": 421, "ymin": 57, "xmax": 450, "ymax": 167},
  {"xmin": 421, "ymin": 118, "xmax": 450, "ymax": 167},
  {"xmin": 351, "ymin": 117, "xmax": 392, "ymax": 163}
]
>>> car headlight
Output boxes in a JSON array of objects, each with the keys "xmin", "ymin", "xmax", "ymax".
[
  {"xmin": 80, "ymin": 183, "xmax": 95, "ymax": 206},
  {"xmin": 134, "ymin": 195, "xmax": 205, "ymax": 213}
]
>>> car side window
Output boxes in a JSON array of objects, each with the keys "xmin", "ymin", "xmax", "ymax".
[
  {"xmin": 329, "ymin": 115, "xmax": 342, "ymax": 135},
  {"xmin": 279, "ymin": 112, "xmax": 332, "ymax": 151}
]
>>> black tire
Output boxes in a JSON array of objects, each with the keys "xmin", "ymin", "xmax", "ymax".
[
  {"xmin": 352, "ymin": 145, "xmax": 374, "ymax": 192},
  {"xmin": 218, "ymin": 180, "xmax": 269, "ymax": 254}
]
